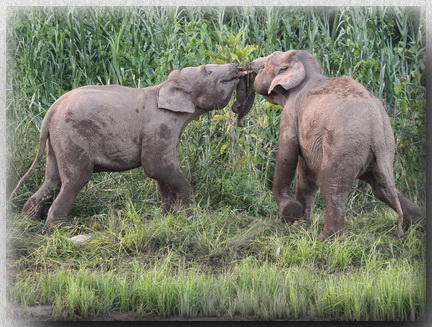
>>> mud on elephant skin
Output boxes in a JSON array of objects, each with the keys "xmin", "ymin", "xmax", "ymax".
[
  {"xmin": 250, "ymin": 50, "xmax": 424, "ymax": 240},
  {"xmin": 11, "ymin": 63, "xmax": 252, "ymax": 229}
]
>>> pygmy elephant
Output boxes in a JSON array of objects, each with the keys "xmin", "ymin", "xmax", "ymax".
[
  {"xmin": 250, "ymin": 50, "xmax": 424, "ymax": 240},
  {"xmin": 11, "ymin": 63, "xmax": 251, "ymax": 229}
]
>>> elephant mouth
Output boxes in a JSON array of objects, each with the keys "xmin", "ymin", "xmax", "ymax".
[
  {"xmin": 221, "ymin": 65, "xmax": 253, "ymax": 83},
  {"xmin": 220, "ymin": 76, "xmax": 239, "ymax": 84}
]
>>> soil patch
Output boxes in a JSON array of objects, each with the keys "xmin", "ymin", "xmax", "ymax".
[{"xmin": 9, "ymin": 305, "xmax": 334, "ymax": 321}]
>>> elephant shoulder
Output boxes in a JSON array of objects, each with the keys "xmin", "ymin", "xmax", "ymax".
[{"xmin": 305, "ymin": 76, "xmax": 371, "ymax": 100}]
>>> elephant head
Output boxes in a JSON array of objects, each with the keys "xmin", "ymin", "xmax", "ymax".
[
  {"xmin": 251, "ymin": 50, "xmax": 322, "ymax": 107},
  {"xmin": 157, "ymin": 63, "xmax": 241, "ymax": 113}
]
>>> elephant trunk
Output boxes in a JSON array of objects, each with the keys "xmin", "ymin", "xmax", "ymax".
[{"xmin": 232, "ymin": 66, "xmax": 256, "ymax": 127}]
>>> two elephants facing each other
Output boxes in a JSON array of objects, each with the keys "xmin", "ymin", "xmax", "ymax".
[
  {"xmin": 10, "ymin": 52, "xmax": 424, "ymax": 240},
  {"xmin": 250, "ymin": 49, "xmax": 424, "ymax": 240},
  {"xmin": 10, "ymin": 63, "xmax": 254, "ymax": 230}
]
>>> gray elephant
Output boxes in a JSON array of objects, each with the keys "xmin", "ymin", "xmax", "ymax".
[
  {"xmin": 11, "ymin": 63, "xmax": 251, "ymax": 229},
  {"xmin": 250, "ymin": 50, "xmax": 424, "ymax": 240}
]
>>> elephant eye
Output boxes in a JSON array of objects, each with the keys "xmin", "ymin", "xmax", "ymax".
[{"xmin": 278, "ymin": 66, "xmax": 288, "ymax": 73}]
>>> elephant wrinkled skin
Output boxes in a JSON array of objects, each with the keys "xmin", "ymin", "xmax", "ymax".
[
  {"xmin": 11, "ymin": 64, "xmax": 245, "ymax": 229},
  {"xmin": 251, "ymin": 50, "xmax": 424, "ymax": 240}
]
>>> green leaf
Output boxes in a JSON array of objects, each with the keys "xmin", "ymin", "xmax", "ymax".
[
  {"xmin": 204, "ymin": 51, "xmax": 230, "ymax": 63},
  {"xmin": 394, "ymin": 83, "xmax": 404, "ymax": 95},
  {"xmin": 220, "ymin": 142, "xmax": 229, "ymax": 154}
]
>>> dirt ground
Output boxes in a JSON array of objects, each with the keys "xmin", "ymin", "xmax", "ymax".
[{"xmin": 8, "ymin": 304, "xmax": 333, "ymax": 321}]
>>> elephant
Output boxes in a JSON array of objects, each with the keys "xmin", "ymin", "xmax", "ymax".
[
  {"xmin": 250, "ymin": 50, "xmax": 424, "ymax": 240},
  {"xmin": 11, "ymin": 63, "xmax": 251, "ymax": 229}
]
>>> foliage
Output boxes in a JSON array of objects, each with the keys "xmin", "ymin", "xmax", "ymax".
[{"xmin": 205, "ymin": 30, "xmax": 258, "ymax": 64}]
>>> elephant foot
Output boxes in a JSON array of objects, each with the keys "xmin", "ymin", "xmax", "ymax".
[
  {"xmin": 396, "ymin": 230, "xmax": 406, "ymax": 239},
  {"xmin": 23, "ymin": 193, "xmax": 53, "ymax": 221},
  {"xmin": 23, "ymin": 208, "xmax": 43, "ymax": 221},
  {"xmin": 44, "ymin": 216, "xmax": 68, "ymax": 233},
  {"xmin": 403, "ymin": 206, "xmax": 425, "ymax": 226},
  {"xmin": 318, "ymin": 232, "xmax": 330, "ymax": 241},
  {"xmin": 279, "ymin": 199, "xmax": 303, "ymax": 224},
  {"xmin": 318, "ymin": 229, "xmax": 344, "ymax": 241},
  {"xmin": 396, "ymin": 223, "xmax": 406, "ymax": 239},
  {"xmin": 22, "ymin": 202, "xmax": 44, "ymax": 221}
]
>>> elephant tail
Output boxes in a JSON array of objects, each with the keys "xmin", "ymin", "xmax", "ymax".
[
  {"xmin": 370, "ymin": 104, "xmax": 405, "ymax": 235},
  {"xmin": 9, "ymin": 114, "xmax": 51, "ymax": 201},
  {"xmin": 372, "ymin": 101, "xmax": 397, "ymax": 172}
]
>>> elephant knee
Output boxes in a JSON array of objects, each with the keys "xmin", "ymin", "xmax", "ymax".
[{"xmin": 142, "ymin": 165, "xmax": 158, "ymax": 180}]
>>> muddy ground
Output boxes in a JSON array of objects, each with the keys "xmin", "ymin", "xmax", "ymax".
[{"xmin": 8, "ymin": 304, "xmax": 333, "ymax": 322}]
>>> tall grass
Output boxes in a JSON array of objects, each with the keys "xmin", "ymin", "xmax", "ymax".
[
  {"xmin": 6, "ymin": 6, "xmax": 426, "ymax": 320},
  {"xmin": 8, "ymin": 205, "xmax": 426, "ymax": 320},
  {"xmin": 8, "ymin": 259, "xmax": 426, "ymax": 320}
]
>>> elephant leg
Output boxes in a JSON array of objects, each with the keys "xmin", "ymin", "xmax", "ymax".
[
  {"xmin": 160, "ymin": 169, "xmax": 192, "ymax": 213},
  {"xmin": 156, "ymin": 180, "xmax": 176, "ymax": 213},
  {"xmin": 44, "ymin": 159, "xmax": 93, "ymax": 229},
  {"xmin": 23, "ymin": 141, "xmax": 61, "ymax": 220},
  {"xmin": 295, "ymin": 157, "xmax": 318, "ymax": 226},
  {"xmin": 318, "ymin": 166, "xmax": 357, "ymax": 241},
  {"xmin": 152, "ymin": 170, "xmax": 192, "ymax": 214},
  {"xmin": 142, "ymin": 156, "xmax": 192, "ymax": 215},
  {"xmin": 272, "ymin": 122, "xmax": 303, "ymax": 224},
  {"xmin": 359, "ymin": 172, "xmax": 423, "ymax": 229},
  {"xmin": 142, "ymin": 142, "xmax": 192, "ymax": 214}
]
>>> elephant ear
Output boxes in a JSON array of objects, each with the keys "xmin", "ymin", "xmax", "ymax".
[
  {"xmin": 157, "ymin": 81, "xmax": 195, "ymax": 113},
  {"xmin": 268, "ymin": 61, "xmax": 306, "ymax": 94}
]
